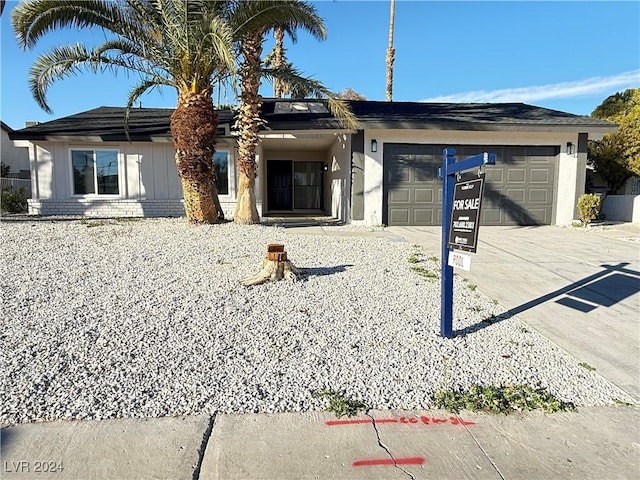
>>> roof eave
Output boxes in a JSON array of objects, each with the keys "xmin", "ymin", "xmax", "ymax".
[{"xmin": 357, "ymin": 120, "xmax": 617, "ymax": 135}]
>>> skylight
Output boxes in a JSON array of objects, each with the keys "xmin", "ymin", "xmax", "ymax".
[{"xmin": 274, "ymin": 102, "xmax": 329, "ymax": 114}]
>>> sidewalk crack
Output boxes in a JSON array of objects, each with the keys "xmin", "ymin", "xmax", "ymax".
[
  {"xmin": 365, "ymin": 411, "xmax": 416, "ymax": 480},
  {"xmin": 460, "ymin": 416, "xmax": 506, "ymax": 480},
  {"xmin": 192, "ymin": 415, "xmax": 216, "ymax": 480}
]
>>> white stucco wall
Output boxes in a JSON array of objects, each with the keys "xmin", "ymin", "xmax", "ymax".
[
  {"xmin": 361, "ymin": 129, "xmax": 583, "ymax": 226},
  {"xmin": 602, "ymin": 195, "xmax": 640, "ymax": 223},
  {"xmin": 1, "ymin": 127, "xmax": 29, "ymax": 175},
  {"xmin": 328, "ymin": 133, "xmax": 351, "ymax": 222}
]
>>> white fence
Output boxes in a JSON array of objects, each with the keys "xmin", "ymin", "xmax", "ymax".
[
  {"xmin": 602, "ymin": 195, "xmax": 640, "ymax": 223},
  {"xmin": 1, "ymin": 177, "xmax": 31, "ymax": 195}
]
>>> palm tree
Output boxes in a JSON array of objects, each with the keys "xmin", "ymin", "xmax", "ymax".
[
  {"xmin": 228, "ymin": 0, "xmax": 357, "ymax": 224},
  {"xmin": 267, "ymin": 26, "xmax": 288, "ymax": 98},
  {"xmin": 12, "ymin": 0, "xmax": 235, "ymax": 224},
  {"xmin": 386, "ymin": 0, "xmax": 396, "ymax": 102}
]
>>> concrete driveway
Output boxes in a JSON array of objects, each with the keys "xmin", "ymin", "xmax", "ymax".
[{"xmin": 389, "ymin": 223, "xmax": 640, "ymax": 402}]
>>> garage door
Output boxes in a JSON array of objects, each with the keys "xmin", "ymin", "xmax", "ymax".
[{"xmin": 383, "ymin": 144, "xmax": 558, "ymax": 226}]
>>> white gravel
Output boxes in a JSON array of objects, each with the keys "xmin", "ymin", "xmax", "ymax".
[{"xmin": 1, "ymin": 217, "xmax": 634, "ymax": 425}]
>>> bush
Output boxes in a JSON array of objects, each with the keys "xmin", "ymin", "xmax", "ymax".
[
  {"xmin": 577, "ymin": 193, "xmax": 601, "ymax": 225},
  {"xmin": 434, "ymin": 384, "xmax": 576, "ymax": 414},
  {"xmin": 1, "ymin": 187, "xmax": 28, "ymax": 213}
]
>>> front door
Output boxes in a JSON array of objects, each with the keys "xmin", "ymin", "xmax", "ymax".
[
  {"xmin": 267, "ymin": 160, "xmax": 324, "ymax": 212},
  {"xmin": 267, "ymin": 160, "xmax": 293, "ymax": 211}
]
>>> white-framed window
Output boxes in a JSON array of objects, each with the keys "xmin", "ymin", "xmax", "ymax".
[
  {"xmin": 213, "ymin": 150, "xmax": 231, "ymax": 196},
  {"xmin": 70, "ymin": 149, "xmax": 120, "ymax": 195}
]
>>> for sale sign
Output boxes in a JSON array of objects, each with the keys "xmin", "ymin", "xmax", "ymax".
[{"xmin": 448, "ymin": 173, "xmax": 486, "ymax": 253}]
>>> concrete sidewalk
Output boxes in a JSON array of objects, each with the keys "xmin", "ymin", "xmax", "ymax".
[{"xmin": 2, "ymin": 407, "xmax": 639, "ymax": 479}]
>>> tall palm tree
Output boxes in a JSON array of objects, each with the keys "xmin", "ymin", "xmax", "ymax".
[
  {"xmin": 386, "ymin": 0, "xmax": 396, "ymax": 102},
  {"xmin": 12, "ymin": 0, "xmax": 235, "ymax": 224},
  {"xmin": 269, "ymin": 26, "xmax": 288, "ymax": 98},
  {"xmin": 227, "ymin": 0, "xmax": 357, "ymax": 224}
]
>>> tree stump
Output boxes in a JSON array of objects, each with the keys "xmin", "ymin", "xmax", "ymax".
[{"xmin": 241, "ymin": 243, "xmax": 300, "ymax": 286}]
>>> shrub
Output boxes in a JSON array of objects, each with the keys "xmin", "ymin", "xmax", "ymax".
[
  {"xmin": 434, "ymin": 384, "xmax": 576, "ymax": 414},
  {"xmin": 1, "ymin": 187, "xmax": 28, "ymax": 213},
  {"xmin": 577, "ymin": 193, "xmax": 601, "ymax": 225}
]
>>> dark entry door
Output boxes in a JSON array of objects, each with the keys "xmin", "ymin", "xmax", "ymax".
[{"xmin": 267, "ymin": 160, "xmax": 293, "ymax": 210}]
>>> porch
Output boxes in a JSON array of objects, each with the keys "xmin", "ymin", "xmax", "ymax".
[{"xmin": 258, "ymin": 130, "xmax": 352, "ymax": 222}]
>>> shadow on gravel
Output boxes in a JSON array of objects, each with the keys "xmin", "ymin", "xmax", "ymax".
[
  {"xmin": 299, "ymin": 265, "xmax": 353, "ymax": 277},
  {"xmin": 454, "ymin": 262, "xmax": 640, "ymax": 337}
]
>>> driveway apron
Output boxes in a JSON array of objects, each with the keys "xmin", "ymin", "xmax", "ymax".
[{"xmin": 388, "ymin": 225, "xmax": 640, "ymax": 402}]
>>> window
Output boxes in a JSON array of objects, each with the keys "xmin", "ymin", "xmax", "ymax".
[
  {"xmin": 213, "ymin": 150, "xmax": 229, "ymax": 195},
  {"xmin": 72, "ymin": 149, "xmax": 119, "ymax": 195}
]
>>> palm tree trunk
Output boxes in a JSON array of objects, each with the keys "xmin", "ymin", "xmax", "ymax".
[
  {"xmin": 386, "ymin": 0, "xmax": 396, "ymax": 102},
  {"xmin": 171, "ymin": 89, "xmax": 221, "ymax": 224},
  {"xmin": 234, "ymin": 32, "xmax": 263, "ymax": 225},
  {"xmin": 273, "ymin": 26, "xmax": 286, "ymax": 98}
]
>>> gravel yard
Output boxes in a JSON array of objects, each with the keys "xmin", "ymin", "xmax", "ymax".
[{"xmin": 1, "ymin": 217, "xmax": 633, "ymax": 425}]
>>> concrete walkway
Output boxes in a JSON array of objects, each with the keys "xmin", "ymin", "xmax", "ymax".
[
  {"xmin": 2, "ymin": 407, "xmax": 639, "ymax": 479},
  {"xmin": 388, "ymin": 224, "xmax": 640, "ymax": 402},
  {"xmin": 2, "ymin": 221, "xmax": 639, "ymax": 479}
]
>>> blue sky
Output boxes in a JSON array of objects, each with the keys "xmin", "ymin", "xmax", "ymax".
[{"xmin": 1, "ymin": 0, "xmax": 639, "ymax": 130}]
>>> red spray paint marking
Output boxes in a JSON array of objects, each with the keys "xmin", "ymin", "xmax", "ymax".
[
  {"xmin": 325, "ymin": 418, "xmax": 398, "ymax": 426},
  {"xmin": 325, "ymin": 416, "xmax": 475, "ymax": 427},
  {"xmin": 353, "ymin": 457, "xmax": 425, "ymax": 467}
]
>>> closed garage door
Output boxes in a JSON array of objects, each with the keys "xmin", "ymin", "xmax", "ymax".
[{"xmin": 383, "ymin": 144, "xmax": 558, "ymax": 226}]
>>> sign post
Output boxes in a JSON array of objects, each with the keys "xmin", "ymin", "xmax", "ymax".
[{"xmin": 438, "ymin": 148, "xmax": 496, "ymax": 338}]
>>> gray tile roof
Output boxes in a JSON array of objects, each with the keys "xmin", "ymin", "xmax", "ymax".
[
  {"xmin": 8, "ymin": 100, "xmax": 615, "ymax": 141},
  {"xmin": 260, "ymin": 99, "xmax": 616, "ymax": 131},
  {"xmin": 8, "ymin": 106, "xmax": 233, "ymax": 141}
]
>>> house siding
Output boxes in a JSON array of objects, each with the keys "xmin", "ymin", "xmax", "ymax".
[
  {"xmin": 26, "ymin": 140, "xmax": 238, "ymax": 219},
  {"xmin": 1, "ymin": 126, "xmax": 29, "ymax": 175}
]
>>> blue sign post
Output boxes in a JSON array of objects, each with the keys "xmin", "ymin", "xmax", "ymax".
[{"xmin": 438, "ymin": 148, "xmax": 496, "ymax": 338}]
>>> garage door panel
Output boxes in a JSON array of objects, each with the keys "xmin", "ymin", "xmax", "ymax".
[
  {"xmin": 416, "ymin": 165, "xmax": 438, "ymax": 181},
  {"xmin": 506, "ymin": 188, "xmax": 526, "ymax": 203},
  {"xmin": 529, "ymin": 146, "xmax": 557, "ymax": 157},
  {"xmin": 414, "ymin": 188, "xmax": 434, "ymax": 203},
  {"xmin": 527, "ymin": 208, "xmax": 550, "ymax": 224},
  {"xmin": 389, "ymin": 166, "xmax": 411, "ymax": 183},
  {"xmin": 389, "ymin": 209, "xmax": 410, "ymax": 224},
  {"xmin": 482, "ymin": 208, "xmax": 503, "ymax": 224},
  {"xmin": 486, "ymin": 169, "xmax": 504, "ymax": 183},
  {"xmin": 507, "ymin": 169, "xmax": 526, "ymax": 183},
  {"xmin": 530, "ymin": 169, "xmax": 551, "ymax": 183},
  {"xmin": 390, "ymin": 187, "xmax": 410, "ymax": 203},
  {"xmin": 414, "ymin": 209, "xmax": 434, "ymax": 224},
  {"xmin": 529, "ymin": 188, "xmax": 550, "ymax": 203},
  {"xmin": 415, "ymin": 162, "xmax": 435, "ymax": 182},
  {"xmin": 483, "ymin": 186, "xmax": 504, "ymax": 206},
  {"xmin": 384, "ymin": 143, "xmax": 557, "ymax": 226}
]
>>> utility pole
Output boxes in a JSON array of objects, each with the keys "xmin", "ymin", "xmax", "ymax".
[{"xmin": 385, "ymin": 0, "xmax": 396, "ymax": 102}]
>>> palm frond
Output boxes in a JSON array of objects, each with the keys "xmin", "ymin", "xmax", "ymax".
[
  {"xmin": 28, "ymin": 43, "xmax": 101, "ymax": 113},
  {"xmin": 29, "ymin": 42, "xmax": 168, "ymax": 113},
  {"xmin": 261, "ymin": 66, "xmax": 358, "ymax": 130},
  {"xmin": 124, "ymin": 76, "xmax": 173, "ymax": 140},
  {"xmin": 12, "ymin": 0, "xmax": 126, "ymax": 49},
  {"xmin": 229, "ymin": 0, "xmax": 326, "ymax": 40}
]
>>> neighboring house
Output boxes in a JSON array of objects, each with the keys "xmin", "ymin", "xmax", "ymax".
[
  {"xmin": 1, "ymin": 121, "xmax": 30, "ymax": 177},
  {"xmin": 8, "ymin": 99, "xmax": 615, "ymax": 226}
]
